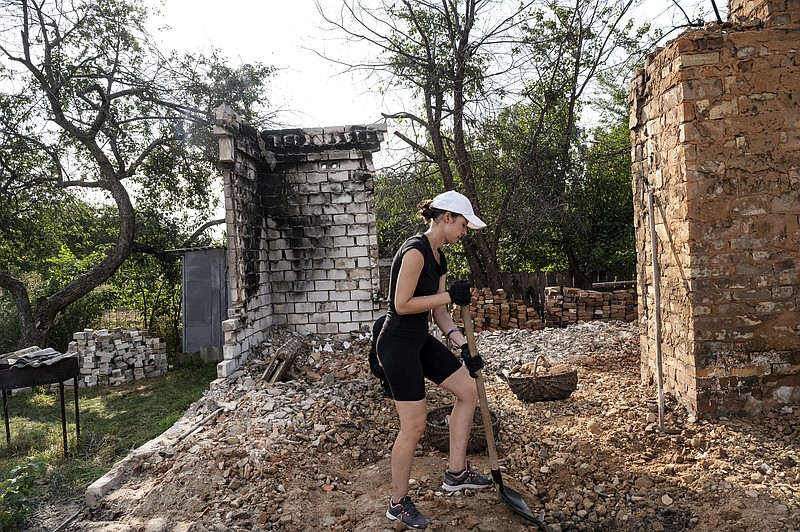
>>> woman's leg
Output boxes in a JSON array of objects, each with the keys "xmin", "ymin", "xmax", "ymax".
[
  {"xmin": 391, "ymin": 399, "xmax": 428, "ymax": 501},
  {"xmin": 439, "ymin": 366, "xmax": 479, "ymax": 472}
]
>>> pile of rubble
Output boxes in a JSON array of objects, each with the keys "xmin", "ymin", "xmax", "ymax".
[
  {"xmin": 68, "ymin": 328, "xmax": 168, "ymax": 387},
  {"xmin": 40, "ymin": 321, "xmax": 800, "ymax": 532}
]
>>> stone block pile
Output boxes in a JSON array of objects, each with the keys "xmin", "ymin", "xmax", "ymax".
[
  {"xmin": 451, "ymin": 286, "xmax": 637, "ymax": 332},
  {"xmin": 68, "ymin": 328, "xmax": 169, "ymax": 387},
  {"xmin": 452, "ymin": 287, "xmax": 544, "ymax": 332},
  {"xmin": 544, "ymin": 287, "xmax": 637, "ymax": 327}
]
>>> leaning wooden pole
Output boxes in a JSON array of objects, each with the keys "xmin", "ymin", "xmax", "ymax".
[{"xmin": 647, "ymin": 189, "xmax": 665, "ymax": 432}]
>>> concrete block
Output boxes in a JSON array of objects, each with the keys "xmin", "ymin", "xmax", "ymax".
[
  {"xmin": 85, "ymin": 467, "xmax": 125, "ymax": 508},
  {"xmin": 221, "ymin": 319, "xmax": 240, "ymax": 332},
  {"xmin": 217, "ymin": 359, "xmax": 238, "ymax": 378},
  {"xmin": 333, "ymin": 236, "xmax": 355, "ymax": 247},
  {"xmin": 335, "ymin": 280, "xmax": 358, "ymax": 291},
  {"xmin": 317, "ymin": 322, "xmax": 339, "ymax": 334},
  {"xmin": 222, "ymin": 344, "xmax": 239, "ymax": 360},
  {"xmin": 295, "ymin": 324, "xmax": 318, "ymax": 335},
  {"xmin": 309, "ymin": 312, "xmax": 330, "ymax": 324},
  {"xmin": 286, "ymin": 313, "xmax": 309, "ymax": 325},
  {"xmin": 337, "ymin": 300, "xmax": 359, "ymax": 312},
  {"xmin": 308, "ymin": 292, "xmax": 330, "ymax": 302},
  {"xmin": 330, "ymin": 312, "xmax": 352, "ymax": 323},
  {"xmin": 314, "ymin": 280, "xmax": 336, "ymax": 291}
]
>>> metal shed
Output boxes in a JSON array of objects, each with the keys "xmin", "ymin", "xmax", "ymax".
[{"xmin": 172, "ymin": 247, "xmax": 229, "ymax": 363}]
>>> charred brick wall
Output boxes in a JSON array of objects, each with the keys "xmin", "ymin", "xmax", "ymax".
[
  {"xmin": 213, "ymin": 105, "xmax": 385, "ymax": 377},
  {"xmin": 629, "ymin": 1, "xmax": 800, "ymax": 416}
]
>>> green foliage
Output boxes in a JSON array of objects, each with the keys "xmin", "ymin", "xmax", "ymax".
[
  {"xmin": 0, "ymin": 456, "xmax": 46, "ymax": 531},
  {"xmin": 0, "ymin": 0, "xmax": 273, "ymax": 346},
  {"xmin": 105, "ymin": 207, "xmax": 188, "ymax": 352},
  {"xmin": 580, "ymin": 113, "xmax": 636, "ymax": 275},
  {"xmin": 374, "ymin": 168, "xmax": 438, "ymax": 258},
  {"xmin": 333, "ymin": 0, "xmax": 655, "ymax": 286},
  {"xmin": 47, "ymin": 290, "xmax": 117, "ymax": 352}
]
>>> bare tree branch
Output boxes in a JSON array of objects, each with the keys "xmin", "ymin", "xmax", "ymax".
[{"xmin": 183, "ymin": 218, "xmax": 225, "ymax": 247}]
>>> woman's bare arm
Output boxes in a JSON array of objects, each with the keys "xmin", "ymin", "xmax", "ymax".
[{"xmin": 393, "ymin": 249, "xmax": 453, "ymax": 315}]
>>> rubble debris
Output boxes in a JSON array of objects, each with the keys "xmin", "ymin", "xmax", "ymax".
[{"xmin": 31, "ymin": 322, "xmax": 800, "ymax": 532}]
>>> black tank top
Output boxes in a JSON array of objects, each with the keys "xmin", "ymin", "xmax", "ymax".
[{"xmin": 382, "ymin": 234, "xmax": 448, "ymax": 338}]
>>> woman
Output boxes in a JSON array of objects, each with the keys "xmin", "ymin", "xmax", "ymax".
[{"xmin": 376, "ymin": 190, "xmax": 492, "ymax": 529}]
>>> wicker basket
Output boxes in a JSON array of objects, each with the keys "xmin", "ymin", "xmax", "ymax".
[
  {"xmin": 425, "ymin": 405, "xmax": 500, "ymax": 454},
  {"xmin": 504, "ymin": 355, "xmax": 578, "ymax": 402}
]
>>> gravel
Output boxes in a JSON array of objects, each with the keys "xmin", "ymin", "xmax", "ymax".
[{"xmin": 25, "ymin": 320, "xmax": 800, "ymax": 531}]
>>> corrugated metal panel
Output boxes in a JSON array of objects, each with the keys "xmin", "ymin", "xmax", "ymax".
[{"xmin": 181, "ymin": 248, "xmax": 228, "ymax": 358}]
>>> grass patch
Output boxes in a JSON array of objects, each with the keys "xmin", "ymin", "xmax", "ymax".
[{"xmin": 0, "ymin": 361, "xmax": 217, "ymax": 499}]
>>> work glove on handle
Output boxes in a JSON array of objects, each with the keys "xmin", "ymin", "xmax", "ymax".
[
  {"xmin": 460, "ymin": 344, "xmax": 484, "ymax": 379},
  {"xmin": 448, "ymin": 280, "xmax": 472, "ymax": 306}
]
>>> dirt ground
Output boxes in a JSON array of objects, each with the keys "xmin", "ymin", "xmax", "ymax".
[{"xmin": 23, "ymin": 321, "xmax": 800, "ymax": 531}]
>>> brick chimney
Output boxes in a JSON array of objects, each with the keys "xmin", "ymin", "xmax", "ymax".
[{"xmin": 629, "ymin": 0, "xmax": 800, "ymax": 416}]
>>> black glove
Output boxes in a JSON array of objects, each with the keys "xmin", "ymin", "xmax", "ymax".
[
  {"xmin": 460, "ymin": 344, "xmax": 484, "ymax": 378},
  {"xmin": 448, "ymin": 280, "xmax": 472, "ymax": 306}
]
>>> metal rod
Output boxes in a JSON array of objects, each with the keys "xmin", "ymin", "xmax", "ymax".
[
  {"xmin": 73, "ymin": 376, "xmax": 80, "ymax": 438},
  {"xmin": 2, "ymin": 390, "xmax": 9, "ymax": 442},
  {"xmin": 648, "ymin": 189, "xmax": 665, "ymax": 432},
  {"xmin": 59, "ymin": 381, "xmax": 68, "ymax": 457}
]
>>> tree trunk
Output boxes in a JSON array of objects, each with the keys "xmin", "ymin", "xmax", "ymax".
[
  {"xmin": 563, "ymin": 241, "xmax": 587, "ymax": 289},
  {"xmin": 463, "ymin": 234, "xmax": 502, "ymax": 290},
  {"xmin": 0, "ymin": 273, "xmax": 44, "ymax": 348},
  {"xmin": 2, "ymin": 178, "xmax": 136, "ymax": 349}
]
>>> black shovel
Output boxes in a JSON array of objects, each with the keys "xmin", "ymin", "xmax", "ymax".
[{"xmin": 460, "ymin": 304, "xmax": 546, "ymax": 530}]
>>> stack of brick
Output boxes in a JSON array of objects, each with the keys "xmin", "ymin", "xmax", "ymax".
[
  {"xmin": 610, "ymin": 290, "xmax": 638, "ymax": 322},
  {"xmin": 452, "ymin": 288, "xmax": 544, "ymax": 332},
  {"xmin": 68, "ymin": 328, "xmax": 168, "ymax": 387},
  {"xmin": 543, "ymin": 287, "xmax": 637, "ymax": 327}
]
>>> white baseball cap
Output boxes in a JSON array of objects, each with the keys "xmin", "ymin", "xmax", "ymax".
[{"xmin": 430, "ymin": 190, "xmax": 486, "ymax": 229}]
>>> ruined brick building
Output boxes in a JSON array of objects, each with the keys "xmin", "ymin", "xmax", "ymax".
[
  {"xmin": 211, "ymin": 0, "xmax": 798, "ymax": 407},
  {"xmin": 213, "ymin": 105, "xmax": 385, "ymax": 377},
  {"xmin": 630, "ymin": 0, "xmax": 800, "ymax": 415}
]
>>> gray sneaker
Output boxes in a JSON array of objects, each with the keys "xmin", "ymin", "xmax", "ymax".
[
  {"xmin": 386, "ymin": 496, "xmax": 430, "ymax": 529},
  {"xmin": 442, "ymin": 461, "xmax": 493, "ymax": 491}
]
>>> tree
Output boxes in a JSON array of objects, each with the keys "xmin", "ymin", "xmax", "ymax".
[
  {"xmin": 320, "ymin": 0, "xmax": 535, "ymax": 288},
  {"xmin": 578, "ymin": 79, "xmax": 636, "ymax": 277},
  {"xmin": 106, "ymin": 206, "xmax": 205, "ymax": 352},
  {"xmin": 0, "ymin": 0, "xmax": 274, "ymax": 348},
  {"xmin": 321, "ymin": 0, "xmax": 652, "ymax": 288}
]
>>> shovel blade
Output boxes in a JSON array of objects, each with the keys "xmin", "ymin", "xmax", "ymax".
[
  {"xmin": 492, "ymin": 470, "xmax": 545, "ymax": 529},
  {"xmin": 499, "ymin": 484, "xmax": 536, "ymax": 522}
]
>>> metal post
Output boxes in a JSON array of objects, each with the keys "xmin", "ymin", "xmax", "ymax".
[
  {"xmin": 648, "ymin": 189, "xmax": 665, "ymax": 431},
  {"xmin": 59, "ymin": 381, "xmax": 68, "ymax": 457},
  {"xmin": 73, "ymin": 376, "xmax": 80, "ymax": 438},
  {"xmin": 2, "ymin": 390, "xmax": 9, "ymax": 442}
]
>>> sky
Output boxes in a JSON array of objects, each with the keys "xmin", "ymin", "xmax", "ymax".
[
  {"xmin": 159, "ymin": 0, "xmax": 393, "ymax": 130},
  {"xmin": 157, "ymin": 0, "xmax": 728, "ymax": 146}
]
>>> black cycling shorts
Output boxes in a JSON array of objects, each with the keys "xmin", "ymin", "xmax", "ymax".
[{"xmin": 376, "ymin": 330, "xmax": 462, "ymax": 401}]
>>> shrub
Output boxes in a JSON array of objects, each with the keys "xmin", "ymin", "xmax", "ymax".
[{"xmin": 0, "ymin": 456, "xmax": 47, "ymax": 531}]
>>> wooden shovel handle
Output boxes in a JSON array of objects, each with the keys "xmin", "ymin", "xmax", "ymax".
[{"xmin": 460, "ymin": 304, "xmax": 500, "ymax": 472}]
